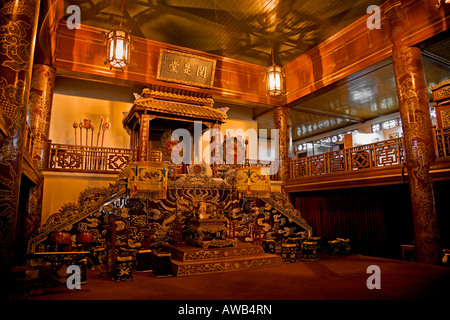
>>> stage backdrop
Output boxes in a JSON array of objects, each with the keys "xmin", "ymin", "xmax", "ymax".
[{"xmin": 294, "ymin": 184, "xmax": 415, "ymax": 259}]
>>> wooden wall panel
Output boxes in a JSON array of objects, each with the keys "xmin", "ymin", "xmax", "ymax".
[
  {"xmin": 284, "ymin": 0, "xmax": 449, "ymax": 105},
  {"xmin": 53, "ymin": 0, "xmax": 449, "ymax": 108},
  {"xmin": 54, "ymin": 22, "xmax": 278, "ymax": 106}
]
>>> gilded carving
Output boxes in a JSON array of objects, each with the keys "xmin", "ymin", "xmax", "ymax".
[
  {"xmin": 273, "ymin": 106, "xmax": 291, "ymax": 183},
  {"xmin": 441, "ymin": 109, "xmax": 450, "ymax": 127},
  {"xmin": 386, "ymin": 2, "xmax": 441, "ymax": 262},
  {"xmin": 28, "ymin": 65, "xmax": 56, "ymax": 168},
  {"xmin": 0, "ymin": 1, "xmax": 37, "ymax": 20},
  {"xmin": 0, "ymin": 17, "xmax": 32, "ymax": 72}
]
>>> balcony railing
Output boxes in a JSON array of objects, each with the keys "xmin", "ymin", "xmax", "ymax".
[
  {"xmin": 434, "ymin": 126, "xmax": 450, "ymax": 159},
  {"xmin": 290, "ymin": 138, "xmax": 405, "ymax": 179},
  {"xmin": 47, "ymin": 143, "xmax": 137, "ymax": 174},
  {"xmin": 46, "ymin": 142, "xmax": 282, "ymax": 181},
  {"xmin": 46, "ymin": 127, "xmax": 449, "ymax": 178},
  {"xmin": 290, "ymin": 127, "xmax": 450, "ymax": 179}
]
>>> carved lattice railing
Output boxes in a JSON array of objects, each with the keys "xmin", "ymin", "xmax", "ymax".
[
  {"xmin": 291, "ymin": 127, "xmax": 450, "ymax": 179},
  {"xmin": 291, "ymin": 138, "xmax": 405, "ymax": 179},
  {"xmin": 46, "ymin": 143, "xmax": 137, "ymax": 173},
  {"xmin": 434, "ymin": 126, "xmax": 450, "ymax": 159}
]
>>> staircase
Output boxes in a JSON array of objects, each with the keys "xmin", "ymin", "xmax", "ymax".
[
  {"xmin": 261, "ymin": 193, "xmax": 312, "ymax": 236},
  {"xmin": 165, "ymin": 243, "xmax": 282, "ymax": 277},
  {"xmin": 28, "ymin": 181, "xmax": 127, "ymax": 253}
]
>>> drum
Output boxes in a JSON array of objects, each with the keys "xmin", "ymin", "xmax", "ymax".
[
  {"xmin": 152, "ymin": 252, "xmax": 173, "ymax": 277},
  {"xmin": 48, "ymin": 232, "xmax": 72, "ymax": 251},
  {"xmin": 48, "ymin": 232, "xmax": 71, "ymax": 245},
  {"xmin": 302, "ymin": 241, "xmax": 319, "ymax": 261},
  {"xmin": 92, "ymin": 247, "xmax": 106, "ymax": 266},
  {"xmin": 76, "ymin": 232, "xmax": 93, "ymax": 244},
  {"xmin": 327, "ymin": 240, "xmax": 340, "ymax": 257},
  {"xmin": 309, "ymin": 236, "xmax": 321, "ymax": 252},
  {"xmin": 287, "ymin": 237, "xmax": 302, "ymax": 253},
  {"xmin": 337, "ymin": 238, "xmax": 351, "ymax": 256},
  {"xmin": 281, "ymin": 243, "xmax": 298, "ymax": 263},
  {"xmin": 136, "ymin": 249, "xmax": 153, "ymax": 272},
  {"xmin": 262, "ymin": 239, "xmax": 276, "ymax": 254},
  {"xmin": 112, "ymin": 256, "xmax": 134, "ymax": 281}
]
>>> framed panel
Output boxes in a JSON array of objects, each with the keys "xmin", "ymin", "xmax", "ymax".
[{"xmin": 157, "ymin": 49, "xmax": 216, "ymax": 88}]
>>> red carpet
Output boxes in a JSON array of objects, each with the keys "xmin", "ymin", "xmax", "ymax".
[{"xmin": 27, "ymin": 254, "xmax": 450, "ymax": 300}]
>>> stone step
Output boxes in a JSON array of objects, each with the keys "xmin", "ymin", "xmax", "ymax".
[
  {"xmin": 163, "ymin": 243, "xmax": 266, "ymax": 262},
  {"xmin": 171, "ymin": 253, "xmax": 282, "ymax": 277}
]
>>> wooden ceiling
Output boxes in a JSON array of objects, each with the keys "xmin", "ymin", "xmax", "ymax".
[
  {"xmin": 255, "ymin": 35, "xmax": 450, "ymax": 141},
  {"xmin": 64, "ymin": 0, "xmax": 384, "ymax": 66},
  {"xmin": 60, "ymin": 1, "xmax": 450, "ymax": 142}
]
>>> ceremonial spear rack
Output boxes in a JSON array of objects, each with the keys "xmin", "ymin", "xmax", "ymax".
[{"xmin": 73, "ymin": 116, "xmax": 111, "ymax": 169}]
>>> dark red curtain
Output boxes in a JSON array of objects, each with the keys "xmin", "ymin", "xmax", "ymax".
[{"xmin": 294, "ymin": 184, "xmax": 414, "ymax": 259}]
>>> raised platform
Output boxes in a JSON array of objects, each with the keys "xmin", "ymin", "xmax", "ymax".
[{"xmin": 164, "ymin": 243, "xmax": 282, "ymax": 277}]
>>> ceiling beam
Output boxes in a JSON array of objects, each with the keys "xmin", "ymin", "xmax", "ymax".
[
  {"xmin": 290, "ymin": 107, "xmax": 364, "ymax": 123},
  {"xmin": 422, "ymin": 50, "xmax": 450, "ymax": 68},
  {"xmin": 252, "ymin": 105, "xmax": 365, "ymax": 123},
  {"xmin": 252, "ymin": 108, "xmax": 273, "ymax": 120}
]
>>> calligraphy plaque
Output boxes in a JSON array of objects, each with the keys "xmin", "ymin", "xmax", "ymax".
[
  {"xmin": 157, "ymin": 49, "xmax": 216, "ymax": 88},
  {"xmin": 138, "ymin": 114, "xmax": 151, "ymax": 161}
]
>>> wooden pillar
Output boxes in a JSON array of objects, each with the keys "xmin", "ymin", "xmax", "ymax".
[
  {"xmin": 273, "ymin": 105, "xmax": 292, "ymax": 183},
  {"xmin": 0, "ymin": 0, "xmax": 41, "ymax": 296},
  {"xmin": 385, "ymin": 1, "xmax": 441, "ymax": 264},
  {"xmin": 28, "ymin": 64, "xmax": 56, "ymax": 170}
]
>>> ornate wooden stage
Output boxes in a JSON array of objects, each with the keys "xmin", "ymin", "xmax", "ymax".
[{"xmin": 164, "ymin": 243, "xmax": 282, "ymax": 277}]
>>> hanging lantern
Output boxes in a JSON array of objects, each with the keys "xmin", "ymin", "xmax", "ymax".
[
  {"xmin": 266, "ymin": 64, "xmax": 284, "ymax": 96},
  {"xmin": 106, "ymin": 28, "xmax": 131, "ymax": 71}
]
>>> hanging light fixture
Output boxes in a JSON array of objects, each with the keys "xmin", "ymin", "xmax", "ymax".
[
  {"xmin": 266, "ymin": 44, "xmax": 285, "ymax": 96},
  {"xmin": 105, "ymin": 0, "xmax": 130, "ymax": 71}
]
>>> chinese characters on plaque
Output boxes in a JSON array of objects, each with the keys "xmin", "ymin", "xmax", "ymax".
[{"xmin": 157, "ymin": 49, "xmax": 216, "ymax": 88}]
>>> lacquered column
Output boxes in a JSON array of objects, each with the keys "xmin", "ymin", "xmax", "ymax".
[
  {"xmin": 385, "ymin": 1, "xmax": 441, "ymax": 264},
  {"xmin": 0, "ymin": 0, "xmax": 40, "ymax": 290},
  {"xmin": 28, "ymin": 64, "xmax": 56, "ymax": 170},
  {"xmin": 273, "ymin": 105, "xmax": 292, "ymax": 183}
]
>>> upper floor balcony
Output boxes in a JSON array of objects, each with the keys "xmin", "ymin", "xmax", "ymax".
[
  {"xmin": 286, "ymin": 126, "xmax": 450, "ymax": 192},
  {"xmin": 43, "ymin": 126, "xmax": 450, "ymax": 192}
]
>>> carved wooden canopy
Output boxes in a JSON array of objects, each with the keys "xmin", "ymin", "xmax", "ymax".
[{"xmin": 122, "ymin": 89, "xmax": 228, "ymax": 132}]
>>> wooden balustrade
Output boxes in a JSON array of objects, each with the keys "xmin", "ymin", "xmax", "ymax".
[
  {"xmin": 48, "ymin": 129, "xmax": 450, "ymax": 179},
  {"xmin": 47, "ymin": 144, "xmax": 137, "ymax": 174},
  {"xmin": 45, "ymin": 143, "xmax": 282, "ymax": 180},
  {"xmin": 434, "ymin": 126, "xmax": 450, "ymax": 159},
  {"xmin": 290, "ymin": 128, "xmax": 450, "ymax": 180},
  {"xmin": 291, "ymin": 138, "xmax": 405, "ymax": 179},
  {"xmin": 213, "ymin": 159, "xmax": 281, "ymax": 181}
]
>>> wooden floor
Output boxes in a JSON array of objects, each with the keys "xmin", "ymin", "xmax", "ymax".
[{"xmin": 25, "ymin": 253, "xmax": 450, "ymax": 301}]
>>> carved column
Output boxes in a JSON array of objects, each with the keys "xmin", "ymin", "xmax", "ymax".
[
  {"xmin": 273, "ymin": 105, "xmax": 292, "ymax": 183},
  {"xmin": 385, "ymin": 1, "xmax": 441, "ymax": 264},
  {"xmin": 28, "ymin": 64, "xmax": 56, "ymax": 170},
  {"xmin": 0, "ymin": 0, "xmax": 41, "ymax": 294}
]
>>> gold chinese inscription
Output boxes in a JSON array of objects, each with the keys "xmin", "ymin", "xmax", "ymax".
[{"xmin": 157, "ymin": 49, "xmax": 216, "ymax": 88}]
